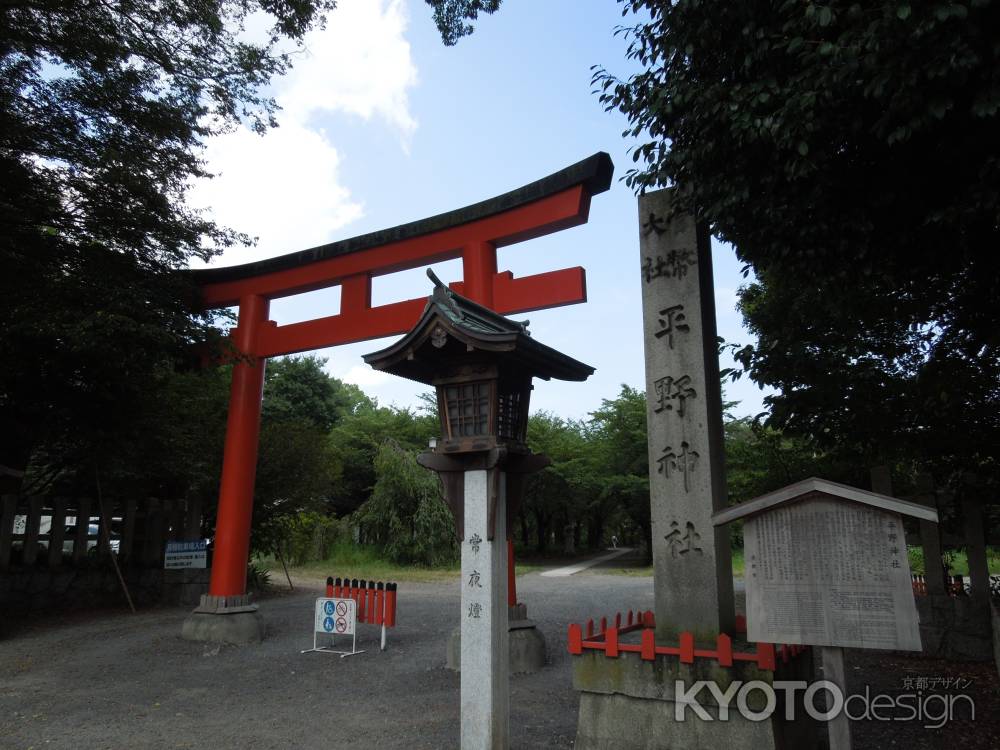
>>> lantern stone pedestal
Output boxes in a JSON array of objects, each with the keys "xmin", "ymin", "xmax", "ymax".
[{"xmin": 446, "ymin": 603, "xmax": 548, "ymax": 674}]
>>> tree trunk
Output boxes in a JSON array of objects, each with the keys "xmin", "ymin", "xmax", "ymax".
[
  {"xmin": 533, "ymin": 509, "xmax": 548, "ymax": 553},
  {"xmin": 589, "ymin": 513, "xmax": 605, "ymax": 550},
  {"xmin": 553, "ymin": 511, "xmax": 566, "ymax": 549}
]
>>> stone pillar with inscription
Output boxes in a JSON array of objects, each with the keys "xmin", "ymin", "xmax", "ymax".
[
  {"xmin": 460, "ymin": 468, "xmax": 509, "ymax": 750},
  {"xmin": 569, "ymin": 190, "xmax": 821, "ymax": 750},
  {"xmin": 639, "ymin": 188, "xmax": 734, "ymax": 642}
]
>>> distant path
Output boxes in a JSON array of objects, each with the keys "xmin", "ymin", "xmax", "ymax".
[{"xmin": 540, "ymin": 547, "xmax": 633, "ymax": 577}]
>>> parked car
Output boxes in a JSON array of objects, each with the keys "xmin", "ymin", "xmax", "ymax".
[{"xmin": 35, "ymin": 519, "xmax": 121, "ymax": 555}]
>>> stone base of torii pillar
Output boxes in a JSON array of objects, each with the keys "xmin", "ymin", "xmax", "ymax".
[{"xmin": 181, "ymin": 593, "xmax": 264, "ymax": 645}]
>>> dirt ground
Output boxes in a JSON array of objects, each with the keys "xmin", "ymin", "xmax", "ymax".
[{"xmin": 1, "ymin": 563, "xmax": 997, "ymax": 749}]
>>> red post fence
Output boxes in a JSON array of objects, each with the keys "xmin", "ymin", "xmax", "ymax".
[
  {"xmin": 566, "ymin": 608, "xmax": 803, "ymax": 672},
  {"xmin": 911, "ymin": 573, "xmax": 974, "ymax": 597},
  {"xmin": 323, "ymin": 577, "xmax": 398, "ymax": 627}
]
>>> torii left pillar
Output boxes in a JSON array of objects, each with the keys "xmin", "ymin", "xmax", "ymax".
[{"xmin": 182, "ymin": 294, "xmax": 269, "ymax": 644}]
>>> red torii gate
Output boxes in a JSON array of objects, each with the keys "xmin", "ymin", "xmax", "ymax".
[{"xmin": 191, "ymin": 153, "xmax": 613, "ymax": 601}]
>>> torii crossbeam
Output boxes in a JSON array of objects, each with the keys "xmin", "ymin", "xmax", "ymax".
[{"xmin": 191, "ymin": 153, "xmax": 613, "ymax": 604}]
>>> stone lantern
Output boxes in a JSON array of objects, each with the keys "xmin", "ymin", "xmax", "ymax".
[{"xmin": 363, "ymin": 271, "xmax": 593, "ymax": 749}]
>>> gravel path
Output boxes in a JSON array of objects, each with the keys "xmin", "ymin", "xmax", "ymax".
[
  {"xmin": 2, "ymin": 569, "xmax": 993, "ymax": 749},
  {"xmin": 0, "ymin": 571, "xmax": 652, "ymax": 750}
]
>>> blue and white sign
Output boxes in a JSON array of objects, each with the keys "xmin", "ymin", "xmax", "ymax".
[
  {"xmin": 164, "ymin": 539, "xmax": 207, "ymax": 569},
  {"xmin": 314, "ymin": 597, "xmax": 355, "ymax": 636},
  {"xmin": 302, "ymin": 597, "xmax": 364, "ymax": 658}
]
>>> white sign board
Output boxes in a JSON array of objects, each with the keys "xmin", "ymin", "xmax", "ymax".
[
  {"xmin": 302, "ymin": 597, "xmax": 363, "ymax": 658},
  {"xmin": 314, "ymin": 597, "xmax": 356, "ymax": 636},
  {"xmin": 164, "ymin": 540, "xmax": 207, "ymax": 569},
  {"xmin": 744, "ymin": 497, "xmax": 921, "ymax": 650}
]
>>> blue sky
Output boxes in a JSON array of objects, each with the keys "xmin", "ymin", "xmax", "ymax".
[{"xmin": 190, "ymin": 0, "xmax": 773, "ymax": 421}]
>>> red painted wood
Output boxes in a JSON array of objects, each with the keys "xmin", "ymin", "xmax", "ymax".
[
  {"xmin": 254, "ymin": 297, "xmax": 427, "ymax": 358},
  {"xmin": 606, "ymin": 627, "xmax": 619, "ymax": 658},
  {"xmin": 568, "ymin": 624, "xmax": 583, "ymax": 655},
  {"xmin": 640, "ymin": 628, "xmax": 655, "ymax": 661},
  {"xmin": 199, "ymin": 186, "xmax": 589, "ymax": 308},
  {"xmin": 462, "ymin": 241, "xmax": 497, "ymax": 306},
  {"xmin": 248, "ymin": 267, "xmax": 588, "ymax": 357},
  {"xmin": 734, "ymin": 613, "xmax": 747, "ymax": 633},
  {"xmin": 757, "ymin": 643, "xmax": 776, "ymax": 670},
  {"xmin": 586, "ymin": 619, "xmax": 594, "ymax": 638},
  {"xmin": 679, "ymin": 632, "xmax": 695, "ymax": 664},
  {"xmin": 208, "ymin": 294, "xmax": 269, "ymax": 597},
  {"xmin": 198, "ymin": 180, "xmax": 599, "ymax": 600},
  {"xmin": 385, "ymin": 585, "xmax": 397, "ymax": 627},
  {"xmin": 717, "ymin": 634, "xmax": 733, "ymax": 667},
  {"xmin": 492, "ymin": 267, "xmax": 586, "ymax": 314},
  {"xmin": 374, "ymin": 586, "xmax": 384, "ymax": 626},
  {"xmin": 366, "ymin": 584, "xmax": 376, "ymax": 624}
]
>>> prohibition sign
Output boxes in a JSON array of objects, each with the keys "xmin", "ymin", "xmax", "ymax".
[
  {"xmin": 336, "ymin": 601, "xmax": 348, "ymax": 617},
  {"xmin": 335, "ymin": 616, "xmax": 348, "ymax": 633}
]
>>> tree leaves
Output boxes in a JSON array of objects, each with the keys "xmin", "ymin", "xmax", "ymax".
[
  {"xmin": 596, "ymin": 0, "xmax": 1000, "ymax": 496},
  {"xmin": 0, "ymin": 0, "xmax": 334, "ymax": 486}
]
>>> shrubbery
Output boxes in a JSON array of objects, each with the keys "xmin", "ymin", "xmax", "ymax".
[{"xmin": 353, "ymin": 440, "xmax": 457, "ymax": 566}]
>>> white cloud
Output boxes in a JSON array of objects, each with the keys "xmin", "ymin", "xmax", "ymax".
[
  {"xmin": 190, "ymin": 123, "xmax": 363, "ymax": 264},
  {"xmin": 189, "ymin": 0, "xmax": 418, "ymax": 268},
  {"xmin": 281, "ymin": 0, "xmax": 417, "ymax": 137},
  {"xmin": 340, "ymin": 364, "xmax": 391, "ymax": 388}
]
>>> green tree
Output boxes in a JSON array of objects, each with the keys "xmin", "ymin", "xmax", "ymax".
[
  {"xmin": 0, "ymin": 1, "xmax": 474, "ymax": 494},
  {"xmin": 353, "ymin": 439, "xmax": 456, "ymax": 566},
  {"xmin": 424, "ymin": 0, "xmax": 502, "ymax": 45},
  {"xmin": 327, "ymin": 401, "xmax": 438, "ymax": 516},
  {"xmin": 263, "ymin": 355, "xmax": 371, "ymax": 431},
  {"xmin": 0, "ymin": 0, "xmax": 338, "ymax": 491},
  {"xmin": 588, "ymin": 385, "xmax": 650, "ymax": 555},
  {"xmin": 522, "ymin": 413, "xmax": 595, "ymax": 552},
  {"xmin": 594, "ymin": 1, "xmax": 1000, "ymax": 498},
  {"xmin": 250, "ymin": 420, "xmax": 340, "ymax": 558}
]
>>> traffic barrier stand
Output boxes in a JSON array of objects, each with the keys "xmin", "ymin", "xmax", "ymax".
[
  {"xmin": 305, "ymin": 577, "xmax": 399, "ymax": 654},
  {"xmin": 302, "ymin": 594, "xmax": 364, "ymax": 658}
]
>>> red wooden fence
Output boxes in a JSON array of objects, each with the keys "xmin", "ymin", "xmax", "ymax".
[{"xmin": 567, "ymin": 608, "xmax": 806, "ymax": 672}]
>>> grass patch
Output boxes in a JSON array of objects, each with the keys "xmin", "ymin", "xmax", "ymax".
[
  {"xmin": 907, "ymin": 545, "xmax": 1000, "ymax": 576},
  {"xmin": 261, "ymin": 541, "xmax": 460, "ymax": 585}
]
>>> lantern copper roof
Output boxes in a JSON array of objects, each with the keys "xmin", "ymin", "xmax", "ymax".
[{"xmin": 362, "ymin": 271, "xmax": 595, "ymax": 385}]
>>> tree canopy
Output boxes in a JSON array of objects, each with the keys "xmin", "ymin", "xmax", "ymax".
[
  {"xmin": 423, "ymin": 0, "xmax": 502, "ymax": 45},
  {"xmin": 594, "ymin": 1, "xmax": 1000, "ymax": 495},
  {"xmin": 0, "ymin": 0, "xmax": 340, "ymax": 489}
]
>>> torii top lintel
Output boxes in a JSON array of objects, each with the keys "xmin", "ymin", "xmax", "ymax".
[{"xmin": 191, "ymin": 153, "xmax": 614, "ymax": 359}]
